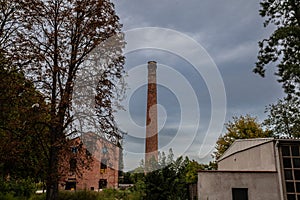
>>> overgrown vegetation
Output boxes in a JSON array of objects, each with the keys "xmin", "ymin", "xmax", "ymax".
[
  {"xmin": 0, "ymin": 189, "xmax": 143, "ymax": 200},
  {"xmin": 0, "ymin": 178, "xmax": 37, "ymax": 199},
  {"xmin": 120, "ymin": 149, "xmax": 215, "ymax": 200}
]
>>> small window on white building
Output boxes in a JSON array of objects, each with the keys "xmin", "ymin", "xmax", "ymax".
[{"xmin": 232, "ymin": 188, "xmax": 248, "ymax": 200}]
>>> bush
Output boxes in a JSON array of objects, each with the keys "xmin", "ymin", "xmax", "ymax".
[
  {"xmin": 21, "ymin": 188, "xmax": 144, "ymax": 200},
  {"xmin": 0, "ymin": 193, "xmax": 16, "ymax": 200},
  {"xmin": 57, "ymin": 189, "xmax": 143, "ymax": 200},
  {"xmin": 0, "ymin": 178, "xmax": 37, "ymax": 199},
  {"xmin": 29, "ymin": 193, "xmax": 46, "ymax": 200},
  {"xmin": 58, "ymin": 190, "xmax": 98, "ymax": 200}
]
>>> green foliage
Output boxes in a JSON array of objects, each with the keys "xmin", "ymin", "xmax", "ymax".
[
  {"xmin": 129, "ymin": 169, "xmax": 144, "ymax": 184},
  {"xmin": 264, "ymin": 96, "xmax": 300, "ymax": 137},
  {"xmin": 185, "ymin": 161, "xmax": 205, "ymax": 184},
  {"xmin": 254, "ymin": 0, "xmax": 300, "ymax": 96},
  {"xmin": 58, "ymin": 189, "xmax": 141, "ymax": 200},
  {"xmin": 130, "ymin": 180, "xmax": 146, "ymax": 199},
  {"xmin": 213, "ymin": 115, "xmax": 273, "ymax": 160},
  {"xmin": 13, "ymin": 189, "xmax": 143, "ymax": 200},
  {"xmin": 0, "ymin": 193, "xmax": 16, "ymax": 200},
  {"xmin": 0, "ymin": 178, "xmax": 37, "ymax": 199},
  {"xmin": 143, "ymin": 155, "xmax": 193, "ymax": 199},
  {"xmin": 121, "ymin": 150, "xmax": 209, "ymax": 200},
  {"xmin": 143, "ymin": 156, "xmax": 191, "ymax": 200},
  {"xmin": 29, "ymin": 194, "xmax": 46, "ymax": 200},
  {"xmin": 0, "ymin": 56, "xmax": 49, "ymax": 181},
  {"xmin": 58, "ymin": 190, "xmax": 98, "ymax": 200},
  {"xmin": 118, "ymin": 171, "xmax": 132, "ymax": 184},
  {"xmin": 254, "ymin": 0, "xmax": 300, "ymax": 144},
  {"xmin": 124, "ymin": 149, "xmax": 210, "ymax": 200}
]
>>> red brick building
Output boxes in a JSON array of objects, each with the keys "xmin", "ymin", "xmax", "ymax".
[{"xmin": 59, "ymin": 132, "xmax": 121, "ymax": 191}]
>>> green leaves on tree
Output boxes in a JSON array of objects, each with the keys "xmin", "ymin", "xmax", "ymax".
[
  {"xmin": 213, "ymin": 115, "xmax": 273, "ymax": 160},
  {"xmin": 254, "ymin": 0, "xmax": 300, "ymax": 96}
]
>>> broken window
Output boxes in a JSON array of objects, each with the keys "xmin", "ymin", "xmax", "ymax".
[
  {"xmin": 100, "ymin": 159, "xmax": 107, "ymax": 173},
  {"xmin": 69, "ymin": 158, "xmax": 77, "ymax": 172}
]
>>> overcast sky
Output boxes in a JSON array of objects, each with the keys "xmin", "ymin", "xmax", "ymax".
[{"xmin": 111, "ymin": 0, "xmax": 285, "ymax": 171}]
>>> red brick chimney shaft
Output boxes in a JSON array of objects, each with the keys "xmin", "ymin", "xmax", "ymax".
[{"xmin": 145, "ymin": 61, "xmax": 158, "ymax": 166}]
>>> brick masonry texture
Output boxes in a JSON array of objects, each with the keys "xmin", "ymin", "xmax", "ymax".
[
  {"xmin": 59, "ymin": 132, "xmax": 120, "ymax": 191},
  {"xmin": 145, "ymin": 61, "xmax": 158, "ymax": 166}
]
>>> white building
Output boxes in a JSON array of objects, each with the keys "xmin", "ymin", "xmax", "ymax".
[{"xmin": 198, "ymin": 138, "xmax": 300, "ymax": 200}]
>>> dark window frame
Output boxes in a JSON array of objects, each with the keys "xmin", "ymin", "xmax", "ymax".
[
  {"xmin": 98, "ymin": 179, "xmax": 107, "ymax": 189},
  {"xmin": 232, "ymin": 188, "xmax": 248, "ymax": 200},
  {"xmin": 69, "ymin": 158, "xmax": 77, "ymax": 172},
  {"xmin": 281, "ymin": 144, "xmax": 300, "ymax": 200}
]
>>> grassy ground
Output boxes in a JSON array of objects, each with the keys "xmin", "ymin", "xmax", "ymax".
[{"xmin": 0, "ymin": 189, "xmax": 143, "ymax": 200}]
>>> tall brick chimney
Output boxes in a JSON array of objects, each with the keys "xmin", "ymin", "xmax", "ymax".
[{"xmin": 145, "ymin": 61, "xmax": 158, "ymax": 171}]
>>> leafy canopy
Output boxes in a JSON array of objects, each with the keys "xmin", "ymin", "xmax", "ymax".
[
  {"xmin": 253, "ymin": 0, "xmax": 300, "ymax": 96},
  {"xmin": 264, "ymin": 96, "xmax": 300, "ymax": 137},
  {"xmin": 125, "ymin": 149, "xmax": 211, "ymax": 200},
  {"xmin": 213, "ymin": 115, "xmax": 273, "ymax": 160},
  {"xmin": 0, "ymin": 53, "xmax": 49, "ymax": 180}
]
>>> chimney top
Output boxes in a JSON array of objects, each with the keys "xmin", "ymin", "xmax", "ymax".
[{"xmin": 147, "ymin": 61, "xmax": 157, "ymax": 71}]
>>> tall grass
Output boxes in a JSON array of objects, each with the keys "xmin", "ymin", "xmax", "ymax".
[{"xmin": 28, "ymin": 189, "xmax": 142, "ymax": 200}]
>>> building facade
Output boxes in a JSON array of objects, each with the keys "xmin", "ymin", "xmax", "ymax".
[
  {"xmin": 198, "ymin": 138, "xmax": 300, "ymax": 200},
  {"xmin": 59, "ymin": 132, "xmax": 120, "ymax": 191}
]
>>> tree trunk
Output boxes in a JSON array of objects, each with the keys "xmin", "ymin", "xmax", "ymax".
[
  {"xmin": 46, "ymin": 126, "xmax": 61, "ymax": 200},
  {"xmin": 46, "ymin": 145, "xmax": 59, "ymax": 200}
]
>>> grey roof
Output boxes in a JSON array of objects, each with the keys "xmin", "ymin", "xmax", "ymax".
[{"xmin": 218, "ymin": 138, "xmax": 274, "ymax": 161}]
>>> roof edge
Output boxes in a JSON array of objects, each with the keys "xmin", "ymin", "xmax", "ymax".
[
  {"xmin": 198, "ymin": 170, "xmax": 277, "ymax": 173},
  {"xmin": 217, "ymin": 138, "xmax": 274, "ymax": 162}
]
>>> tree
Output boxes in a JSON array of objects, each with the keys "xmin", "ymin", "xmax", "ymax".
[
  {"xmin": 0, "ymin": 14, "xmax": 50, "ymax": 190},
  {"xmin": 213, "ymin": 115, "xmax": 273, "ymax": 160},
  {"xmin": 0, "ymin": 53, "xmax": 49, "ymax": 181},
  {"xmin": 144, "ymin": 156, "xmax": 190, "ymax": 200},
  {"xmin": 3, "ymin": 1, "xmax": 125, "ymax": 199},
  {"xmin": 128, "ymin": 150, "xmax": 212, "ymax": 200},
  {"xmin": 185, "ymin": 160, "xmax": 212, "ymax": 184},
  {"xmin": 264, "ymin": 96, "xmax": 300, "ymax": 137},
  {"xmin": 127, "ymin": 150, "xmax": 195, "ymax": 200},
  {"xmin": 253, "ymin": 0, "xmax": 300, "ymax": 96},
  {"xmin": 0, "ymin": 0, "xmax": 20, "ymax": 52}
]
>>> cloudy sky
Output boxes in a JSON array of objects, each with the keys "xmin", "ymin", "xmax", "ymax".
[{"xmin": 111, "ymin": 0, "xmax": 285, "ymax": 171}]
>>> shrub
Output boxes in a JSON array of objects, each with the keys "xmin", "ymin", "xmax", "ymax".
[
  {"xmin": 29, "ymin": 193, "xmax": 46, "ymax": 200},
  {"xmin": 0, "ymin": 178, "xmax": 37, "ymax": 199},
  {"xmin": 27, "ymin": 189, "xmax": 144, "ymax": 200},
  {"xmin": 0, "ymin": 193, "xmax": 16, "ymax": 200},
  {"xmin": 58, "ymin": 190, "xmax": 98, "ymax": 200}
]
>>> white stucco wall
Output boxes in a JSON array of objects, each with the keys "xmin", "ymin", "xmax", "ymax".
[
  {"xmin": 198, "ymin": 171, "xmax": 280, "ymax": 200},
  {"xmin": 218, "ymin": 141, "xmax": 276, "ymax": 171}
]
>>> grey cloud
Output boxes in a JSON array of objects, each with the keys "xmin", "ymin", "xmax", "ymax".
[{"xmin": 112, "ymin": 0, "xmax": 284, "ymax": 171}]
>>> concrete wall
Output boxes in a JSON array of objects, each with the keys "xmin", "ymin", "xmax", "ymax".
[
  {"xmin": 198, "ymin": 171, "xmax": 280, "ymax": 200},
  {"xmin": 218, "ymin": 141, "xmax": 276, "ymax": 171}
]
